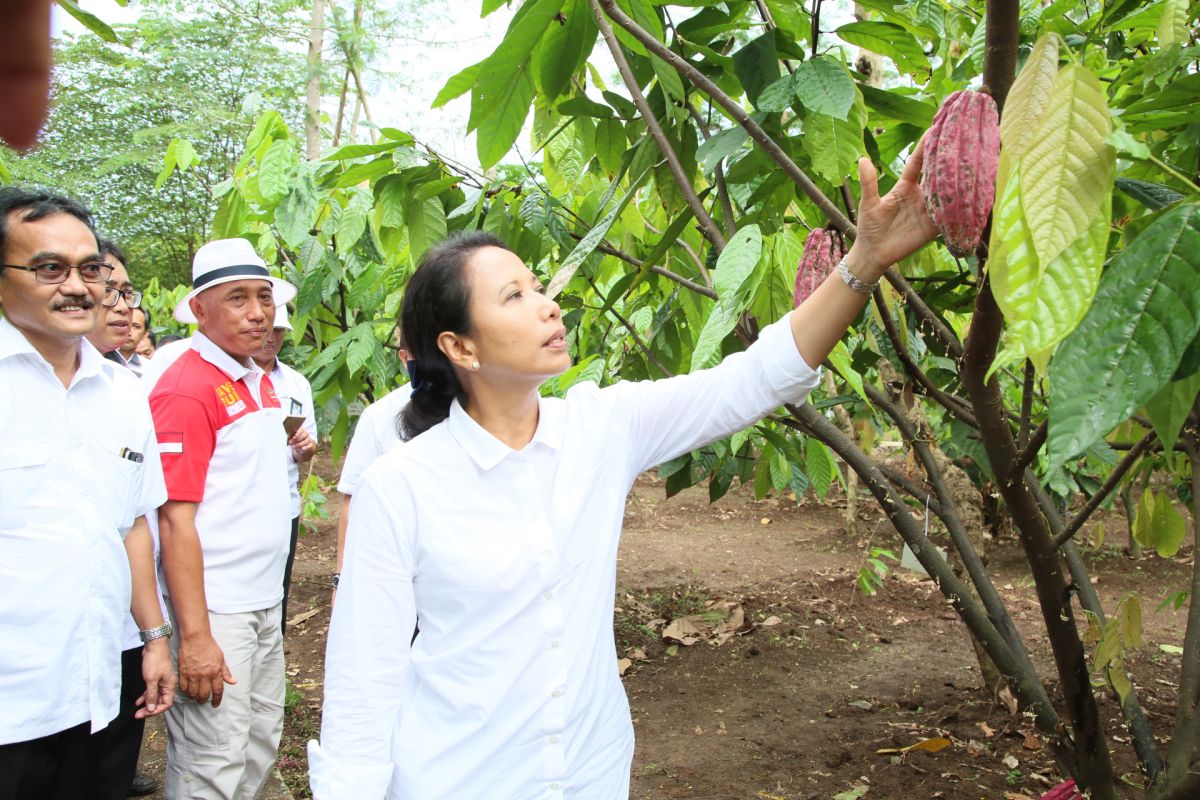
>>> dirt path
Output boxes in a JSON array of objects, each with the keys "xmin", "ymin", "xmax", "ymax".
[{"xmin": 138, "ymin": 453, "xmax": 1192, "ymax": 799}]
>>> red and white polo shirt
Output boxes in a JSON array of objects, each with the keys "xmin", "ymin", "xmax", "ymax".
[{"xmin": 149, "ymin": 332, "xmax": 291, "ymax": 614}]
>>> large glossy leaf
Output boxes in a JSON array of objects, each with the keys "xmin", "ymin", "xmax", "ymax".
[
  {"xmin": 258, "ymin": 140, "xmax": 300, "ymax": 205},
  {"xmin": 1047, "ymin": 204, "xmax": 1200, "ymax": 468},
  {"xmin": 991, "ymin": 161, "xmax": 1111, "ymax": 371},
  {"xmin": 433, "ymin": 63, "xmax": 481, "ymax": 109},
  {"xmin": 1158, "ymin": 0, "xmax": 1189, "ymax": 47},
  {"xmin": 1133, "ymin": 489, "xmax": 1187, "ymax": 558},
  {"xmin": 690, "ymin": 225, "xmax": 764, "ymax": 370},
  {"xmin": 858, "ymin": 85, "xmax": 934, "ymax": 127},
  {"xmin": 803, "ymin": 95, "xmax": 866, "ymax": 183},
  {"xmin": 1144, "ymin": 372, "xmax": 1200, "ymax": 453},
  {"xmin": 835, "ymin": 21, "xmax": 929, "ymax": 75},
  {"xmin": 405, "ymin": 196, "xmax": 448, "ymax": 262},
  {"xmin": 1020, "ymin": 64, "xmax": 1114, "ymax": 269},
  {"xmin": 335, "ymin": 189, "xmax": 373, "ymax": 256},
  {"xmin": 790, "ymin": 57, "xmax": 856, "ymax": 121},
  {"xmin": 997, "ymin": 33, "xmax": 1058, "ymax": 193},
  {"xmin": 275, "ymin": 180, "xmax": 319, "ymax": 249},
  {"xmin": 536, "ymin": 0, "xmax": 596, "ymax": 100},
  {"xmin": 57, "ymin": 0, "xmax": 118, "ymax": 42},
  {"xmin": 1116, "ymin": 178, "xmax": 1186, "ymax": 211},
  {"xmin": 469, "ymin": 0, "xmax": 562, "ymax": 168}
]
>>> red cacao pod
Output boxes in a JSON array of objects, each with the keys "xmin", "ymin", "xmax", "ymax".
[
  {"xmin": 1040, "ymin": 779, "xmax": 1082, "ymax": 800},
  {"xmin": 920, "ymin": 89, "xmax": 1000, "ymax": 258},
  {"xmin": 793, "ymin": 227, "xmax": 845, "ymax": 307}
]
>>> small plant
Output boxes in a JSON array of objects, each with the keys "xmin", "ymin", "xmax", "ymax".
[
  {"xmin": 300, "ymin": 471, "xmax": 331, "ymax": 536},
  {"xmin": 855, "ymin": 547, "xmax": 898, "ymax": 597}
]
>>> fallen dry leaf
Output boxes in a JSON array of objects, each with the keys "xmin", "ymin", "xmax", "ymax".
[
  {"xmin": 977, "ymin": 721, "xmax": 996, "ymax": 738},
  {"xmin": 876, "ymin": 736, "xmax": 951, "ymax": 755},
  {"xmin": 999, "ymin": 686, "xmax": 1019, "ymax": 716},
  {"xmin": 1023, "ymin": 732, "xmax": 1044, "ymax": 751},
  {"xmin": 617, "ymin": 658, "xmax": 632, "ymax": 676},
  {"xmin": 1002, "ymin": 754, "xmax": 1020, "ymax": 770},
  {"xmin": 760, "ymin": 615, "xmax": 782, "ymax": 627}
]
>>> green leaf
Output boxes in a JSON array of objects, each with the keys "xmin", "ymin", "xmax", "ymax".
[
  {"xmin": 991, "ymin": 162, "xmax": 1112, "ymax": 370},
  {"xmin": 1145, "ymin": 372, "xmax": 1200, "ymax": 453},
  {"xmin": 1134, "ymin": 490, "xmax": 1188, "ymax": 558},
  {"xmin": 594, "ymin": 118, "xmax": 627, "ymax": 175},
  {"xmin": 858, "ymin": 85, "xmax": 935, "ymax": 127},
  {"xmin": 1020, "ymin": 64, "xmax": 1114, "ymax": 270},
  {"xmin": 155, "ymin": 138, "xmax": 180, "ymax": 191},
  {"xmin": 433, "ymin": 62, "xmax": 481, "ymax": 109},
  {"xmin": 546, "ymin": 165, "xmax": 650, "ymax": 297},
  {"xmin": 803, "ymin": 95, "xmax": 866, "ymax": 183},
  {"xmin": 733, "ymin": 32, "xmax": 781, "ymax": 108},
  {"xmin": 405, "ymin": 196, "xmax": 448, "ymax": 262},
  {"xmin": 537, "ymin": 0, "xmax": 596, "ymax": 100},
  {"xmin": 470, "ymin": 0, "xmax": 562, "ymax": 168},
  {"xmin": 806, "ymin": 437, "xmax": 835, "ymax": 500},
  {"xmin": 275, "ymin": 180, "xmax": 318, "ymax": 249},
  {"xmin": 556, "ymin": 96, "xmax": 614, "ymax": 119},
  {"xmin": 322, "ymin": 141, "xmax": 405, "ymax": 161},
  {"xmin": 1157, "ymin": 0, "xmax": 1189, "ymax": 47},
  {"xmin": 696, "ymin": 124, "xmax": 750, "ymax": 172},
  {"xmin": 336, "ymin": 189, "xmax": 373, "ymax": 256},
  {"xmin": 258, "ymin": 140, "xmax": 300, "ymax": 205},
  {"xmin": 690, "ymin": 225, "xmax": 764, "ymax": 370},
  {"xmin": 211, "ymin": 187, "xmax": 247, "ymax": 240},
  {"xmin": 828, "ymin": 341, "xmax": 868, "ymax": 404},
  {"xmin": 1115, "ymin": 178, "xmax": 1185, "ymax": 211},
  {"xmin": 791, "ymin": 57, "xmax": 856, "ymax": 121},
  {"xmin": 836, "ymin": 21, "xmax": 929, "ymax": 76},
  {"xmin": 997, "ymin": 33, "xmax": 1059, "ymax": 193},
  {"xmin": 1116, "ymin": 593, "xmax": 1143, "ymax": 651},
  {"xmin": 345, "ymin": 324, "xmax": 377, "ymax": 377},
  {"xmin": 1047, "ymin": 204, "xmax": 1200, "ymax": 468},
  {"xmin": 57, "ymin": 0, "xmax": 118, "ymax": 42}
]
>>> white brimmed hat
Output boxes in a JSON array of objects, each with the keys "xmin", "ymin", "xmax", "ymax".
[
  {"xmin": 273, "ymin": 304, "xmax": 293, "ymax": 331},
  {"xmin": 174, "ymin": 238, "xmax": 297, "ymax": 324}
]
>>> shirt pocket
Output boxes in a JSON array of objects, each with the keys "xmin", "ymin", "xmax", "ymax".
[
  {"xmin": 90, "ymin": 447, "xmax": 143, "ymax": 534},
  {"xmin": 0, "ymin": 443, "xmax": 52, "ymax": 530}
]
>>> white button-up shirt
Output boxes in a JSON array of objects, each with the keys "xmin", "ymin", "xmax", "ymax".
[
  {"xmin": 336, "ymin": 384, "xmax": 413, "ymax": 495},
  {"xmin": 0, "ymin": 318, "xmax": 166, "ymax": 744},
  {"xmin": 266, "ymin": 358, "xmax": 317, "ymax": 517},
  {"xmin": 309, "ymin": 313, "xmax": 819, "ymax": 799}
]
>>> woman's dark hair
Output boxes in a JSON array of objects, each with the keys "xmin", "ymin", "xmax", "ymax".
[{"xmin": 398, "ymin": 230, "xmax": 512, "ymax": 439}]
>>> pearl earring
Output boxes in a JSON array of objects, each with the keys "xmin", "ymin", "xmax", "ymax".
[{"xmin": 472, "ymin": 360, "xmax": 480, "ymax": 370}]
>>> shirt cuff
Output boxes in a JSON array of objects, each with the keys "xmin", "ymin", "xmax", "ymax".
[
  {"xmin": 307, "ymin": 738, "xmax": 393, "ymax": 799},
  {"xmin": 756, "ymin": 310, "xmax": 822, "ymax": 401}
]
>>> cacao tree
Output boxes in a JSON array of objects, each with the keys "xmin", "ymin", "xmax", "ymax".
[{"xmin": 171, "ymin": 0, "xmax": 1200, "ymax": 796}]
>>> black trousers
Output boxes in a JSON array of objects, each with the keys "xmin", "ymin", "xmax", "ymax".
[
  {"xmin": 89, "ymin": 645, "xmax": 147, "ymax": 800},
  {"xmin": 0, "ymin": 721, "xmax": 94, "ymax": 800},
  {"xmin": 281, "ymin": 515, "xmax": 300, "ymax": 636}
]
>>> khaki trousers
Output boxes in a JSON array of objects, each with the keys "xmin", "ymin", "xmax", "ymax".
[{"xmin": 164, "ymin": 603, "xmax": 285, "ymax": 800}]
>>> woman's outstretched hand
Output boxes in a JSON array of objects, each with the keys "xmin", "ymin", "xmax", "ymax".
[{"xmin": 845, "ymin": 142, "xmax": 939, "ymax": 280}]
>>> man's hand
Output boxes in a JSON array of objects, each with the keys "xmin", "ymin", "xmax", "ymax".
[
  {"xmin": 136, "ymin": 638, "xmax": 176, "ymax": 718},
  {"xmin": 178, "ymin": 632, "xmax": 236, "ymax": 707},
  {"xmin": 289, "ymin": 426, "xmax": 317, "ymax": 463}
]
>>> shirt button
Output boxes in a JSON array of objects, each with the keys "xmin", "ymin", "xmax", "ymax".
[
  {"xmin": 539, "ymin": 550, "xmax": 552, "ymax": 561},
  {"xmin": 543, "ymin": 591, "xmax": 553, "ymax": 601},
  {"xmin": 549, "ymin": 784, "xmax": 560, "ymax": 791},
  {"xmin": 552, "ymin": 688, "xmax": 563, "ymax": 697},
  {"xmin": 550, "ymin": 640, "xmax": 560, "ymax": 649},
  {"xmin": 548, "ymin": 735, "xmax": 558, "ymax": 744}
]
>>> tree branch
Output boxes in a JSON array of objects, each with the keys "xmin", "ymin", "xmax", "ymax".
[
  {"xmin": 883, "ymin": 270, "xmax": 965, "ymax": 359},
  {"xmin": 590, "ymin": 0, "xmax": 727, "ymax": 251},
  {"xmin": 568, "ymin": 231, "xmax": 719, "ymax": 300},
  {"xmin": 1052, "ymin": 430, "xmax": 1154, "ymax": 550},
  {"xmin": 596, "ymin": 0, "xmax": 854, "ymax": 236}
]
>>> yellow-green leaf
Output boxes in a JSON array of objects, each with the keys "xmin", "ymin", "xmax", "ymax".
[
  {"xmin": 1020, "ymin": 64, "xmax": 1114, "ymax": 270},
  {"xmin": 998, "ymin": 33, "xmax": 1059, "ymax": 194},
  {"xmin": 1117, "ymin": 593, "xmax": 1143, "ymax": 651},
  {"xmin": 1157, "ymin": 0, "xmax": 1189, "ymax": 48},
  {"xmin": 1133, "ymin": 489, "xmax": 1189, "ymax": 558},
  {"xmin": 992, "ymin": 161, "xmax": 1110, "ymax": 371}
]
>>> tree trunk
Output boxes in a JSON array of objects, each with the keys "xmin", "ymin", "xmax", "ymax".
[{"xmin": 305, "ymin": 0, "xmax": 326, "ymax": 160}]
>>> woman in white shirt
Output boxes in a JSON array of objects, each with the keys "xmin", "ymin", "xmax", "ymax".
[{"xmin": 310, "ymin": 154, "xmax": 937, "ymax": 798}]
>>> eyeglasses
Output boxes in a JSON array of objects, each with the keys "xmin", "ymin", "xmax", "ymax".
[
  {"xmin": 102, "ymin": 285, "xmax": 143, "ymax": 309},
  {"xmin": 1, "ymin": 261, "xmax": 114, "ymax": 285}
]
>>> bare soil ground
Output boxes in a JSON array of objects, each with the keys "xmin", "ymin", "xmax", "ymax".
[{"xmin": 139, "ymin": 451, "xmax": 1193, "ymax": 799}]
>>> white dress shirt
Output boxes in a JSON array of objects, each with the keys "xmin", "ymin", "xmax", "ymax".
[
  {"xmin": 309, "ymin": 312, "xmax": 819, "ymax": 799},
  {"xmin": 0, "ymin": 318, "xmax": 166, "ymax": 743},
  {"xmin": 336, "ymin": 384, "xmax": 413, "ymax": 495},
  {"xmin": 267, "ymin": 358, "xmax": 318, "ymax": 517}
]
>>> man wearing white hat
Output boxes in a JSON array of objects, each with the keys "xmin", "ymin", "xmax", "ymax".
[
  {"xmin": 251, "ymin": 304, "xmax": 317, "ymax": 635},
  {"xmin": 148, "ymin": 238, "xmax": 297, "ymax": 799}
]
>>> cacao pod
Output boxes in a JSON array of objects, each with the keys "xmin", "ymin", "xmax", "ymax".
[
  {"xmin": 1040, "ymin": 779, "xmax": 1081, "ymax": 800},
  {"xmin": 793, "ymin": 227, "xmax": 846, "ymax": 307},
  {"xmin": 920, "ymin": 89, "xmax": 1000, "ymax": 258}
]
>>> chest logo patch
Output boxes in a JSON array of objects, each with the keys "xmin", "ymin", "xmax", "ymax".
[{"xmin": 215, "ymin": 381, "xmax": 247, "ymax": 417}]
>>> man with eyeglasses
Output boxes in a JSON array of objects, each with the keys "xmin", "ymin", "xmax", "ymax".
[
  {"xmin": 0, "ymin": 187, "xmax": 174, "ymax": 800},
  {"xmin": 83, "ymin": 238, "xmax": 164, "ymax": 798}
]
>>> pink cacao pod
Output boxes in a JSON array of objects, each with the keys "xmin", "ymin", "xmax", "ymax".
[
  {"xmin": 920, "ymin": 89, "xmax": 1000, "ymax": 258},
  {"xmin": 793, "ymin": 227, "xmax": 846, "ymax": 307},
  {"xmin": 1040, "ymin": 779, "xmax": 1082, "ymax": 800}
]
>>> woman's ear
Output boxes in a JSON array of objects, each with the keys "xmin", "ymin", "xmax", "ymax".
[{"xmin": 437, "ymin": 331, "xmax": 477, "ymax": 372}]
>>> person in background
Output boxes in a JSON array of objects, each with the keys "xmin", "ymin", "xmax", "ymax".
[
  {"xmin": 333, "ymin": 357, "xmax": 412, "ymax": 600},
  {"xmin": 251, "ymin": 304, "xmax": 318, "ymax": 633},
  {"xmin": 136, "ymin": 326, "xmax": 156, "ymax": 360},
  {"xmin": 120, "ymin": 306, "xmax": 149, "ymax": 376},
  {"xmin": 81, "ymin": 238, "xmax": 164, "ymax": 799},
  {"xmin": 0, "ymin": 187, "xmax": 173, "ymax": 800},
  {"xmin": 150, "ymin": 238, "xmax": 296, "ymax": 799}
]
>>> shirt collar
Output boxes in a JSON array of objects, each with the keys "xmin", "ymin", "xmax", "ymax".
[
  {"xmin": 0, "ymin": 316, "xmax": 107, "ymax": 383},
  {"xmin": 191, "ymin": 331, "xmax": 262, "ymax": 382},
  {"xmin": 447, "ymin": 394, "xmax": 567, "ymax": 471}
]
